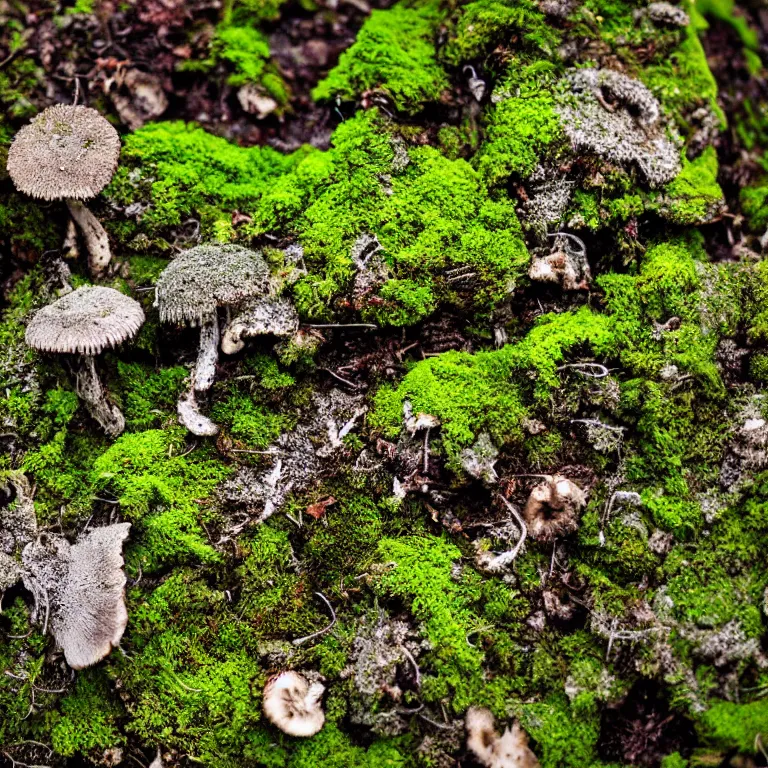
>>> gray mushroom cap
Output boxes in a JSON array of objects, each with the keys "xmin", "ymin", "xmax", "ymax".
[
  {"xmin": 25, "ymin": 285, "xmax": 145, "ymax": 356},
  {"xmin": 7, "ymin": 104, "xmax": 121, "ymax": 201},
  {"xmin": 154, "ymin": 243, "xmax": 271, "ymax": 325},
  {"xmin": 22, "ymin": 523, "xmax": 131, "ymax": 670}
]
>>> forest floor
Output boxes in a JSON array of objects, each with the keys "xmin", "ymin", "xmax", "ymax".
[{"xmin": 3, "ymin": 0, "xmax": 768, "ymax": 767}]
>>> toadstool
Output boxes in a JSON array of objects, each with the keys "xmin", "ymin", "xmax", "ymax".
[
  {"xmin": 7, "ymin": 104, "xmax": 121, "ymax": 276},
  {"xmin": 22, "ymin": 523, "xmax": 131, "ymax": 669},
  {"xmin": 25, "ymin": 285, "xmax": 145, "ymax": 437},
  {"xmin": 263, "ymin": 671, "xmax": 325, "ymax": 737},
  {"xmin": 523, "ymin": 475, "xmax": 586, "ymax": 541},
  {"xmin": 154, "ymin": 243, "xmax": 271, "ymax": 435},
  {"xmin": 466, "ymin": 707, "xmax": 540, "ymax": 768},
  {"xmin": 221, "ymin": 296, "xmax": 299, "ymax": 355}
]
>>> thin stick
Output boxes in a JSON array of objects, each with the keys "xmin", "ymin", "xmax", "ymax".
[
  {"xmin": 291, "ymin": 592, "xmax": 337, "ymax": 646},
  {"xmin": 306, "ymin": 323, "xmax": 378, "ymax": 329}
]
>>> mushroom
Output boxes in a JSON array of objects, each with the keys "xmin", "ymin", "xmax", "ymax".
[
  {"xmin": 6, "ymin": 104, "xmax": 121, "ymax": 276},
  {"xmin": 154, "ymin": 243, "xmax": 270, "ymax": 435},
  {"xmin": 22, "ymin": 523, "xmax": 131, "ymax": 669},
  {"xmin": 221, "ymin": 296, "xmax": 299, "ymax": 355},
  {"xmin": 466, "ymin": 707, "xmax": 540, "ymax": 768},
  {"xmin": 262, "ymin": 671, "xmax": 325, "ymax": 737},
  {"xmin": 523, "ymin": 475, "xmax": 586, "ymax": 541},
  {"xmin": 25, "ymin": 285, "xmax": 145, "ymax": 437}
]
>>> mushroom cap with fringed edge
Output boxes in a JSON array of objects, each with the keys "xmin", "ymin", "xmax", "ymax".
[
  {"xmin": 25, "ymin": 286, "xmax": 145, "ymax": 356},
  {"xmin": 154, "ymin": 243, "xmax": 271, "ymax": 326},
  {"xmin": 7, "ymin": 105, "xmax": 121, "ymax": 201}
]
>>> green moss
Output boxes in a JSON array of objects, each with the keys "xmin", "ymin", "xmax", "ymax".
[
  {"xmin": 50, "ymin": 672, "xmax": 125, "ymax": 757},
  {"xmin": 642, "ymin": 26, "xmax": 724, "ymax": 129},
  {"xmin": 520, "ymin": 694, "xmax": 602, "ymax": 768},
  {"xmin": 698, "ymin": 699, "xmax": 768, "ymax": 753},
  {"xmin": 371, "ymin": 307, "xmax": 614, "ymax": 460},
  {"xmin": 90, "ymin": 428, "xmax": 232, "ymax": 571},
  {"xmin": 110, "ymin": 112, "xmax": 528, "ymax": 324},
  {"xmin": 661, "ymin": 753, "xmax": 689, "ymax": 768},
  {"xmin": 741, "ymin": 177, "xmax": 768, "ymax": 232},
  {"xmin": 373, "ymin": 535, "xmax": 518, "ymax": 710},
  {"xmin": 441, "ymin": 0, "xmax": 559, "ymax": 65},
  {"xmin": 288, "ymin": 724, "xmax": 406, "ymax": 767},
  {"xmin": 119, "ymin": 569, "xmax": 273, "ymax": 766},
  {"xmin": 115, "ymin": 361, "xmax": 189, "ymax": 430},
  {"xmin": 312, "ymin": 0, "xmax": 448, "ymax": 113},
  {"xmin": 660, "ymin": 146, "xmax": 723, "ymax": 224},
  {"xmin": 475, "ymin": 63, "xmax": 564, "ymax": 185}
]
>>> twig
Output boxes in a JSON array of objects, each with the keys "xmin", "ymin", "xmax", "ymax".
[
  {"xmin": 319, "ymin": 368, "xmax": 358, "ymax": 389},
  {"xmin": 291, "ymin": 592, "xmax": 337, "ymax": 646},
  {"xmin": 305, "ymin": 323, "xmax": 378, "ymax": 329},
  {"xmin": 557, "ymin": 362, "xmax": 610, "ymax": 378}
]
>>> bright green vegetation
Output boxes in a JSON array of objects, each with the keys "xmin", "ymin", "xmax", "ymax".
[
  {"xmin": 5, "ymin": 0, "xmax": 768, "ymax": 764},
  {"xmin": 109, "ymin": 111, "xmax": 529, "ymax": 325},
  {"xmin": 313, "ymin": 0, "xmax": 448, "ymax": 112}
]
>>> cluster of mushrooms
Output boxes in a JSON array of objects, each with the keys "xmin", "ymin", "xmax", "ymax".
[
  {"xmin": 8, "ymin": 104, "xmax": 300, "ymax": 439},
  {"xmin": 3, "ymin": 104, "xmax": 552, "ymax": 753}
]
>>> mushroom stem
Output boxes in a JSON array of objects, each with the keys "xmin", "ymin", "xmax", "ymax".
[
  {"xmin": 177, "ymin": 388, "xmax": 219, "ymax": 437},
  {"xmin": 66, "ymin": 199, "xmax": 112, "ymax": 277},
  {"xmin": 74, "ymin": 355, "xmax": 125, "ymax": 437},
  {"xmin": 193, "ymin": 314, "xmax": 220, "ymax": 393}
]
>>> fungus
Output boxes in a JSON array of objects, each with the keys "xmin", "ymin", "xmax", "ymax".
[
  {"xmin": 6, "ymin": 104, "xmax": 121, "ymax": 275},
  {"xmin": 529, "ymin": 233, "xmax": 591, "ymax": 291},
  {"xmin": 460, "ymin": 432, "xmax": 499, "ymax": 485},
  {"xmin": 465, "ymin": 707, "xmax": 540, "ymax": 768},
  {"xmin": 221, "ymin": 296, "xmax": 299, "ymax": 355},
  {"xmin": 25, "ymin": 286, "xmax": 145, "ymax": 436},
  {"xmin": 0, "ymin": 551, "xmax": 22, "ymax": 591},
  {"xmin": 523, "ymin": 475, "xmax": 586, "ymax": 541},
  {"xmin": 646, "ymin": 1, "xmax": 689, "ymax": 26},
  {"xmin": 154, "ymin": 243, "xmax": 270, "ymax": 434},
  {"xmin": 22, "ymin": 523, "xmax": 131, "ymax": 669},
  {"xmin": 262, "ymin": 671, "xmax": 325, "ymax": 737},
  {"xmin": 555, "ymin": 68, "xmax": 681, "ymax": 187}
]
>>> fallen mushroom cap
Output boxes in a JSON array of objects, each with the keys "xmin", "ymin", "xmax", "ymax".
[
  {"xmin": 523, "ymin": 475, "xmax": 586, "ymax": 541},
  {"xmin": 25, "ymin": 286, "xmax": 145, "ymax": 356},
  {"xmin": 22, "ymin": 523, "xmax": 131, "ymax": 669},
  {"xmin": 263, "ymin": 671, "xmax": 325, "ymax": 737},
  {"xmin": 7, "ymin": 104, "xmax": 121, "ymax": 201},
  {"xmin": 466, "ymin": 707, "xmax": 540, "ymax": 768},
  {"xmin": 155, "ymin": 243, "xmax": 271, "ymax": 326}
]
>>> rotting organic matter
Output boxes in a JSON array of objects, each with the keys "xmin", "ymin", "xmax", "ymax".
[{"xmin": 3, "ymin": 0, "xmax": 768, "ymax": 766}]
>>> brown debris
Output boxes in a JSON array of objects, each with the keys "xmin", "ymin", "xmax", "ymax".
[{"xmin": 523, "ymin": 475, "xmax": 586, "ymax": 541}]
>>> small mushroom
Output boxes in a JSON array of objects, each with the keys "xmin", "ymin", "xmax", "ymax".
[
  {"xmin": 466, "ymin": 707, "xmax": 540, "ymax": 768},
  {"xmin": 221, "ymin": 296, "xmax": 299, "ymax": 355},
  {"xmin": 22, "ymin": 523, "xmax": 131, "ymax": 669},
  {"xmin": 523, "ymin": 475, "xmax": 586, "ymax": 541},
  {"xmin": 262, "ymin": 671, "xmax": 325, "ymax": 737},
  {"xmin": 155, "ymin": 243, "xmax": 271, "ymax": 435},
  {"xmin": 25, "ymin": 285, "xmax": 145, "ymax": 436},
  {"xmin": 6, "ymin": 104, "xmax": 121, "ymax": 276}
]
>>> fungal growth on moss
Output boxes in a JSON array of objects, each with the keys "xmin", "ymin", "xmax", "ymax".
[
  {"xmin": 262, "ymin": 671, "xmax": 325, "ymax": 737},
  {"xmin": 1, "ymin": 481, "xmax": 130, "ymax": 669},
  {"xmin": 154, "ymin": 243, "xmax": 270, "ymax": 435},
  {"xmin": 6, "ymin": 104, "xmax": 121, "ymax": 275},
  {"xmin": 528, "ymin": 233, "xmax": 591, "ymax": 291},
  {"xmin": 21, "ymin": 523, "xmax": 131, "ymax": 670},
  {"xmin": 523, "ymin": 475, "xmax": 586, "ymax": 541},
  {"xmin": 220, "ymin": 296, "xmax": 299, "ymax": 355},
  {"xmin": 24, "ymin": 285, "xmax": 145, "ymax": 436},
  {"xmin": 466, "ymin": 707, "xmax": 541, "ymax": 768},
  {"xmin": 555, "ymin": 68, "xmax": 682, "ymax": 187}
]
